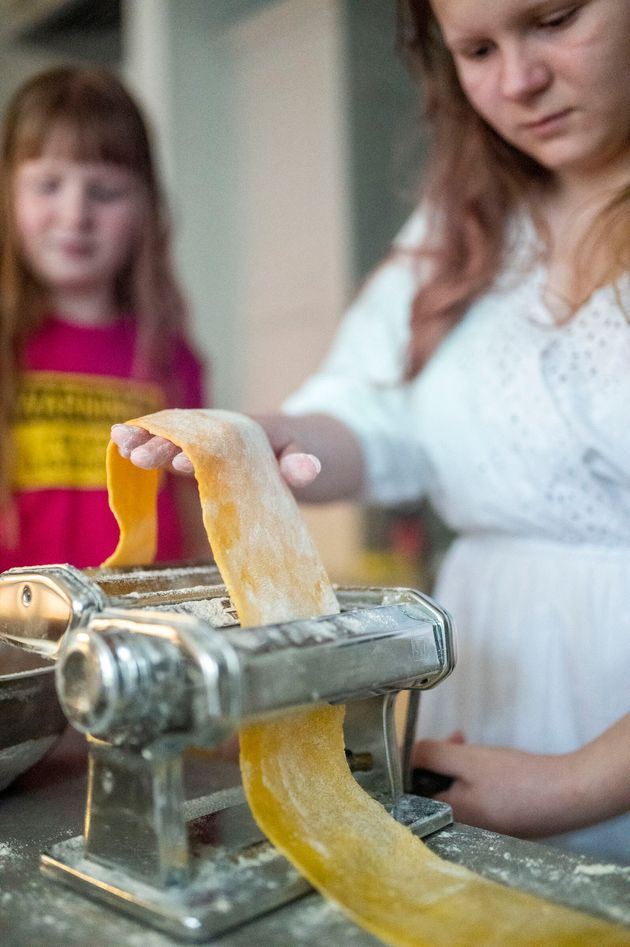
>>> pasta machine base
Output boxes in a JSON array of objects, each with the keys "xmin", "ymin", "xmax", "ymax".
[{"xmin": 42, "ymin": 789, "xmax": 451, "ymax": 941}]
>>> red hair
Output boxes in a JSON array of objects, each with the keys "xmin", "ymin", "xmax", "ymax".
[{"xmin": 396, "ymin": 0, "xmax": 629, "ymax": 377}]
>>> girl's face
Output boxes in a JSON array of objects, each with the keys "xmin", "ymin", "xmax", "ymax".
[
  {"xmin": 13, "ymin": 144, "xmax": 142, "ymax": 309},
  {"xmin": 430, "ymin": 0, "xmax": 630, "ymax": 181}
]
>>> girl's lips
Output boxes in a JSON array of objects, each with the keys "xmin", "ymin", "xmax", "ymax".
[
  {"xmin": 523, "ymin": 109, "xmax": 573, "ymax": 136},
  {"xmin": 57, "ymin": 240, "xmax": 94, "ymax": 256}
]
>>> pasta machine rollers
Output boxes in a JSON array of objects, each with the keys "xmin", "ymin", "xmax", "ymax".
[{"xmin": 0, "ymin": 563, "xmax": 456, "ymax": 941}]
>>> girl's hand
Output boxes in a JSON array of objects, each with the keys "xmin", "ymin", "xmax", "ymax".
[
  {"xmin": 412, "ymin": 736, "xmax": 587, "ymax": 839},
  {"xmin": 110, "ymin": 421, "xmax": 322, "ymax": 488},
  {"xmin": 413, "ymin": 713, "xmax": 630, "ymax": 839},
  {"xmin": 252, "ymin": 414, "xmax": 321, "ymax": 488}
]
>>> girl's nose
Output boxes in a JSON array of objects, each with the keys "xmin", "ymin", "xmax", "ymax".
[
  {"xmin": 499, "ymin": 42, "xmax": 551, "ymax": 101},
  {"xmin": 60, "ymin": 185, "xmax": 92, "ymax": 229}
]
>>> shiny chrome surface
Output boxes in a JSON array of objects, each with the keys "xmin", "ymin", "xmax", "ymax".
[
  {"xmin": 42, "ymin": 582, "xmax": 456, "ymax": 938},
  {"xmin": 55, "ymin": 589, "xmax": 455, "ymax": 744},
  {"xmin": 0, "ymin": 564, "xmax": 105, "ymax": 643},
  {"xmin": 0, "ymin": 641, "xmax": 66, "ymax": 791},
  {"xmin": 0, "ymin": 563, "xmax": 458, "ymax": 938}
]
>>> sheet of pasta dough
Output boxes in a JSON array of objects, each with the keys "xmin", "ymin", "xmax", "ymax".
[{"xmin": 103, "ymin": 408, "xmax": 630, "ymax": 947}]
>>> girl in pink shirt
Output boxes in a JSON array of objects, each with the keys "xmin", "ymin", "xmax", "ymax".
[{"xmin": 0, "ymin": 65, "xmax": 210, "ymax": 569}]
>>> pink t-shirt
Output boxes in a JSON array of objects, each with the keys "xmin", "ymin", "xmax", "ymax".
[{"xmin": 1, "ymin": 315, "xmax": 205, "ymax": 571}]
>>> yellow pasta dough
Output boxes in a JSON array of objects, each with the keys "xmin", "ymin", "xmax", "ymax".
[
  {"xmin": 104, "ymin": 408, "xmax": 630, "ymax": 947},
  {"xmin": 103, "ymin": 409, "xmax": 338, "ymax": 623}
]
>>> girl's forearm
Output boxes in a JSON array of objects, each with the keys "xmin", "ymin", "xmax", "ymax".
[{"xmin": 572, "ymin": 712, "xmax": 630, "ymax": 825}]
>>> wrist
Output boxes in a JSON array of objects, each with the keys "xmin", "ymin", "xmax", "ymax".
[
  {"xmin": 570, "ymin": 727, "xmax": 630, "ymax": 825},
  {"xmin": 517, "ymin": 750, "xmax": 597, "ymax": 838},
  {"xmin": 554, "ymin": 748, "xmax": 599, "ymax": 831}
]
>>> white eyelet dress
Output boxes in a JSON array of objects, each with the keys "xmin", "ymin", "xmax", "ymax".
[{"xmin": 284, "ymin": 211, "xmax": 630, "ymax": 864}]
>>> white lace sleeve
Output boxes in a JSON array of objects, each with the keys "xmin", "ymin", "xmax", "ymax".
[{"xmin": 283, "ymin": 209, "xmax": 434, "ymax": 505}]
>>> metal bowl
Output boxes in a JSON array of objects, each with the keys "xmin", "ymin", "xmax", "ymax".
[{"xmin": 0, "ymin": 643, "xmax": 67, "ymax": 791}]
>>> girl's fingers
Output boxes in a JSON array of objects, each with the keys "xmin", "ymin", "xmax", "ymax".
[
  {"xmin": 129, "ymin": 436, "xmax": 181, "ymax": 469},
  {"xmin": 171, "ymin": 452, "xmax": 195, "ymax": 475},
  {"xmin": 110, "ymin": 423, "xmax": 150, "ymax": 457},
  {"xmin": 446, "ymin": 730, "xmax": 467, "ymax": 744},
  {"xmin": 412, "ymin": 738, "xmax": 465, "ymax": 775},
  {"xmin": 278, "ymin": 452, "xmax": 322, "ymax": 488},
  {"xmin": 111, "ymin": 424, "xmax": 194, "ymax": 474},
  {"xmin": 252, "ymin": 416, "xmax": 323, "ymax": 487},
  {"xmin": 111, "ymin": 423, "xmax": 193, "ymax": 475}
]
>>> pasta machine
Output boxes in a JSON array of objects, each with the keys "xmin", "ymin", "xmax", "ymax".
[{"xmin": 0, "ymin": 562, "xmax": 456, "ymax": 941}]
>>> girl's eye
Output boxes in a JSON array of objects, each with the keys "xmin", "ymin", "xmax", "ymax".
[
  {"xmin": 451, "ymin": 37, "xmax": 494, "ymax": 60},
  {"xmin": 457, "ymin": 40, "xmax": 495, "ymax": 61},
  {"xmin": 470, "ymin": 43, "xmax": 493, "ymax": 59},
  {"xmin": 33, "ymin": 177, "xmax": 60, "ymax": 195},
  {"xmin": 539, "ymin": 6, "xmax": 578, "ymax": 29},
  {"xmin": 88, "ymin": 184, "xmax": 128, "ymax": 202}
]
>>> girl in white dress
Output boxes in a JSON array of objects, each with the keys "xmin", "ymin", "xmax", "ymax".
[{"xmin": 113, "ymin": 0, "xmax": 630, "ymax": 863}]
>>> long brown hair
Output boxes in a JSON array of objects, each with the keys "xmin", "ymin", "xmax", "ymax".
[
  {"xmin": 0, "ymin": 65, "xmax": 189, "ymax": 513},
  {"xmin": 396, "ymin": 0, "xmax": 629, "ymax": 377}
]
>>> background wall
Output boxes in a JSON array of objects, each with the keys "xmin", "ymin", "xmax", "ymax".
[{"xmin": 0, "ymin": 0, "xmax": 422, "ymax": 583}]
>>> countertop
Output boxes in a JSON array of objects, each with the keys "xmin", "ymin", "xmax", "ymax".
[{"xmin": 1, "ymin": 728, "xmax": 629, "ymax": 946}]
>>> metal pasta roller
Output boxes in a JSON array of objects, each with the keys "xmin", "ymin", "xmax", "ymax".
[{"xmin": 0, "ymin": 563, "xmax": 456, "ymax": 941}]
